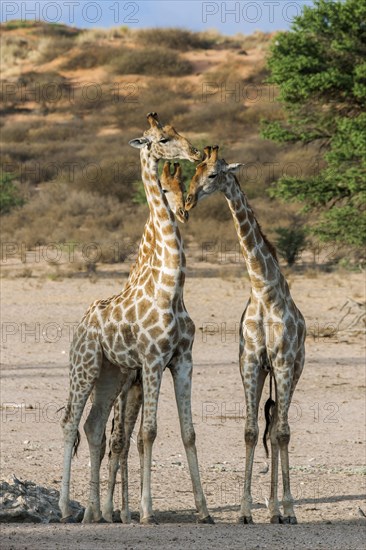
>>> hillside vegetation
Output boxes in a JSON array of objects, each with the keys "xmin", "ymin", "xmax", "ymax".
[{"xmin": 0, "ymin": 21, "xmax": 326, "ymax": 264}]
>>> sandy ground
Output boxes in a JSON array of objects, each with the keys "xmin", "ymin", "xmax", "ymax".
[{"xmin": 1, "ymin": 264, "xmax": 365, "ymax": 549}]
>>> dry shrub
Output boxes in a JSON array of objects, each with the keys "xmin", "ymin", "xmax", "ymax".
[
  {"xmin": 235, "ymin": 31, "xmax": 272, "ymax": 51},
  {"xmin": 76, "ymin": 27, "xmax": 130, "ymax": 45},
  {"xmin": 66, "ymin": 83, "xmax": 126, "ymax": 115},
  {"xmin": 0, "ymin": 35, "xmax": 34, "ymax": 65},
  {"xmin": 113, "ymin": 81, "xmax": 189, "ymax": 130},
  {"xmin": 206, "ymin": 59, "xmax": 248, "ymax": 83},
  {"xmin": 2, "ymin": 140, "xmax": 87, "ymax": 186},
  {"xmin": 37, "ymin": 36, "xmax": 76, "ymax": 64},
  {"xmin": 179, "ymin": 101, "xmax": 246, "ymax": 136},
  {"xmin": 62, "ymin": 45, "xmax": 116, "ymax": 70},
  {"xmin": 110, "ymin": 48, "xmax": 193, "ymax": 76},
  {"xmin": 184, "ymin": 194, "xmax": 237, "ymax": 246},
  {"xmin": 0, "ymin": 183, "xmax": 146, "ymax": 251},
  {"xmin": 3, "ymin": 71, "xmax": 72, "ymax": 113},
  {"xmin": 36, "ymin": 22, "xmax": 80, "ymax": 38},
  {"xmin": 1, "ymin": 120, "xmax": 39, "ymax": 143},
  {"xmin": 29, "ymin": 120, "xmax": 85, "ymax": 142},
  {"xmin": 71, "ymin": 154, "xmax": 139, "ymax": 203},
  {"xmin": 136, "ymin": 28, "xmax": 215, "ymax": 50}
]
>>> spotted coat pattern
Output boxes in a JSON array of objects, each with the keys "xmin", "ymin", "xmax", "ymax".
[
  {"xmin": 59, "ymin": 114, "xmax": 211, "ymax": 525},
  {"xmin": 186, "ymin": 146, "xmax": 306, "ymax": 525},
  {"xmin": 103, "ymin": 161, "xmax": 191, "ymax": 524}
]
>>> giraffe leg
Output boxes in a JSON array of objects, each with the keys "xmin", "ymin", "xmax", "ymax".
[
  {"xmin": 170, "ymin": 357, "xmax": 213, "ymax": 524},
  {"xmin": 279, "ymin": 437, "xmax": 297, "ymax": 523},
  {"xmin": 102, "ymin": 397, "xmax": 122, "ymax": 523},
  {"xmin": 102, "ymin": 378, "xmax": 141, "ymax": 523},
  {"xmin": 119, "ymin": 380, "xmax": 143, "ymax": 524},
  {"xmin": 239, "ymin": 362, "xmax": 267, "ymax": 524},
  {"xmin": 59, "ymin": 339, "xmax": 102, "ymax": 521},
  {"xmin": 59, "ymin": 381, "xmax": 95, "ymax": 521},
  {"xmin": 269, "ymin": 362, "xmax": 297, "ymax": 524},
  {"xmin": 268, "ymin": 411, "xmax": 282, "ymax": 523},
  {"xmin": 83, "ymin": 363, "xmax": 127, "ymax": 523},
  {"xmin": 278, "ymin": 356, "xmax": 304, "ymax": 524},
  {"xmin": 137, "ymin": 404, "xmax": 144, "ymax": 498},
  {"xmin": 139, "ymin": 362, "xmax": 163, "ymax": 524}
]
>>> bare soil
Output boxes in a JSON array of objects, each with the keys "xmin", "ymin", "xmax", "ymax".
[{"xmin": 1, "ymin": 265, "xmax": 365, "ymax": 549}]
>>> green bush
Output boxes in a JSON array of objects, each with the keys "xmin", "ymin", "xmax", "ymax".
[
  {"xmin": 2, "ymin": 20, "xmax": 36, "ymax": 30},
  {"xmin": 275, "ymin": 226, "xmax": 307, "ymax": 266},
  {"xmin": 0, "ymin": 173, "xmax": 24, "ymax": 214}
]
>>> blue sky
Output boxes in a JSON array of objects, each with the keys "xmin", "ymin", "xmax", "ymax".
[{"xmin": 1, "ymin": 1, "xmax": 314, "ymax": 35}]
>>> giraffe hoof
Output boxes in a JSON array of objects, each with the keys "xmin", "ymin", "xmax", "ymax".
[
  {"xmin": 270, "ymin": 514, "xmax": 284, "ymax": 524},
  {"xmin": 96, "ymin": 517, "xmax": 109, "ymax": 524},
  {"xmin": 198, "ymin": 515, "xmax": 215, "ymax": 524},
  {"xmin": 282, "ymin": 516, "xmax": 298, "ymax": 525},
  {"xmin": 140, "ymin": 515, "xmax": 158, "ymax": 525},
  {"xmin": 238, "ymin": 515, "xmax": 254, "ymax": 524},
  {"xmin": 120, "ymin": 514, "xmax": 132, "ymax": 524},
  {"xmin": 60, "ymin": 515, "xmax": 77, "ymax": 524},
  {"xmin": 101, "ymin": 511, "xmax": 113, "ymax": 523},
  {"xmin": 111, "ymin": 510, "xmax": 122, "ymax": 523}
]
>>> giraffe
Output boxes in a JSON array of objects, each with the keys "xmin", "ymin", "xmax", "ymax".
[
  {"xmin": 102, "ymin": 161, "xmax": 190, "ymax": 524},
  {"xmin": 185, "ymin": 145, "xmax": 306, "ymax": 524},
  {"xmin": 59, "ymin": 113, "xmax": 213, "ymax": 525}
]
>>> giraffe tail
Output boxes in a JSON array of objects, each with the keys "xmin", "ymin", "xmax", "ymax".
[
  {"xmin": 108, "ymin": 417, "xmax": 115, "ymax": 460},
  {"xmin": 72, "ymin": 430, "xmax": 81, "ymax": 458},
  {"xmin": 60, "ymin": 402, "xmax": 81, "ymax": 458},
  {"xmin": 262, "ymin": 372, "xmax": 275, "ymax": 459}
]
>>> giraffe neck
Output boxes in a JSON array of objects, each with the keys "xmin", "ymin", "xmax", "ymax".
[
  {"xmin": 224, "ymin": 175, "xmax": 281, "ymax": 292},
  {"xmin": 139, "ymin": 148, "xmax": 185, "ymax": 289},
  {"xmin": 129, "ymin": 214, "xmax": 154, "ymax": 282}
]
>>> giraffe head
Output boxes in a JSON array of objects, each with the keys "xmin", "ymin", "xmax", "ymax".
[
  {"xmin": 161, "ymin": 161, "xmax": 189, "ymax": 224},
  {"xmin": 129, "ymin": 112, "xmax": 202, "ymax": 162},
  {"xmin": 185, "ymin": 145, "xmax": 244, "ymax": 210}
]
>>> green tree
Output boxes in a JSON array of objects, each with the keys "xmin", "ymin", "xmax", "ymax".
[
  {"xmin": 275, "ymin": 226, "xmax": 307, "ymax": 266},
  {"xmin": 262, "ymin": 0, "xmax": 366, "ymax": 247},
  {"xmin": 0, "ymin": 173, "xmax": 24, "ymax": 214}
]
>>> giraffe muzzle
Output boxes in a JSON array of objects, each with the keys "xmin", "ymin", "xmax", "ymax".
[
  {"xmin": 190, "ymin": 148, "xmax": 202, "ymax": 162},
  {"xmin": 176, "ymin": 207, "xmax": 189, "ymax": 223},
  {"xmin": 185, "ymin": 194, "xmax": 197, "ymax": 211}
]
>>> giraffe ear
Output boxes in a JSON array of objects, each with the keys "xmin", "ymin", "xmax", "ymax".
[
  {"xmin": 129, "ymin": 137, "xmax": 150, "ymax": 149},
  {"xmin": 226, "ymin": 163, "xmax": 245, "ymax": 174}
]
